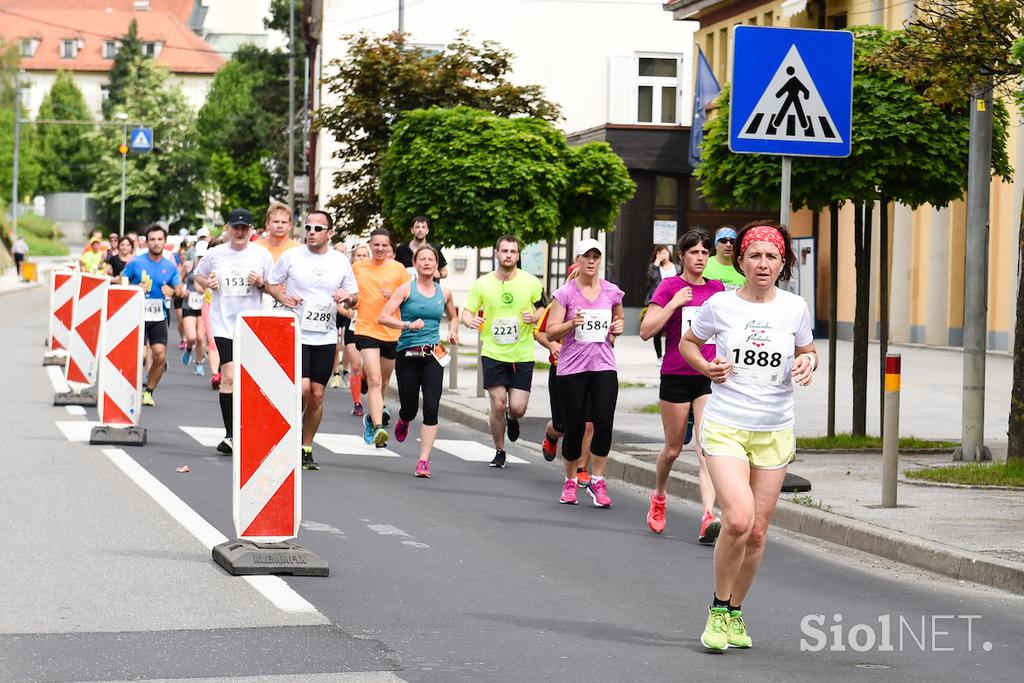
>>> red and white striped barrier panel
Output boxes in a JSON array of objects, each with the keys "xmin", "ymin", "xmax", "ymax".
[
  {"xmin": 232, "ymin": 310, "xmax": 302, "ymax": 542},
  {"xmin": 65, "ymin": 273, "xmax": 108, "ymax": 392},
  {"xmin": 45, "ymin": 269, "xmax": 78, "ymax": 363},
  {"xmin": 96, "ymin": 285, "xmax": 145, "ymax": 428}
]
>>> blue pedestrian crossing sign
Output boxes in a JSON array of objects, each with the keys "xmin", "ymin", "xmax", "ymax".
[
  {"xmin": 729, "ymin": 26, "xmax": 853, "ymax": 158},
  {"xmin": 129, "ymin": 127, "xmax": 154, "ymax": 153}
]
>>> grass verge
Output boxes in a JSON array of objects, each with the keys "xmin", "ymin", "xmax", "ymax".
[
  {"xmin": 796, "ymin": 433, "xmax": 957, "ymax": 450},
  {"xmin": 905, "ymin": 460, "xmax": 1024, "ymax": 487},
  {"xmin": 786, "ymin": 495, "xmax": 833, "ymax": 513},
  {"xmin": 636, "ymin": 402, "xmax": 661, "ymax": 414}
]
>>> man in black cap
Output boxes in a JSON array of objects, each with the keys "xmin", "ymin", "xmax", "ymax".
[{"xmin": 194, "ymin": 209, "xmax": 275, "ymax": 454}]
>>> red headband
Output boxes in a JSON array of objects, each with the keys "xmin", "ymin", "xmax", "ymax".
[{"xmin": 740, "ymin": 225, "xmax": 786, "ymax": 257}]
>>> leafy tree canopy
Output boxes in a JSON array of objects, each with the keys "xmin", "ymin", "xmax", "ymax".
[
  {"xmin": 0, "ymin": 40, "xmax": 41, "ymax": 200},
  {"xmin": 319, "ymin": 31, "xmax": 561, "ymax": 234},
  {"xmin": 102, "ymin": 19, "xmax": 145, "ymax": 121},
  {"xmin": 697, "ymin": 27, "xmax": 1011, "ymax": 212},
  {"xmin": 35, "ymin": 71, "xmax": 104, "ymax": 194},
  {"xmin": 379, "ymin": 107, "xmax": 634, "ymax": 248}
]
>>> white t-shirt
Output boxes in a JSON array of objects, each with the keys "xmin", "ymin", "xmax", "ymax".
[
  {"xmin": 195, "ymin": 242, "xmax": 274, "ymax": 339},
  {"xmin": 690, "ymin": 288, "xmax": 813, "ymax": 431},
  {"xmin": 268, "ymin": 247, "xmax": 358, "ymax": 346}
]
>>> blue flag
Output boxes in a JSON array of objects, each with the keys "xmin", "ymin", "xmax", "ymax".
[{"xmin": 688, "ymin": 47, "xmax": 721, "ymax": 170}]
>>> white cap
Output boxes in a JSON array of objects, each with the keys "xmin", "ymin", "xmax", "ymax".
[
  {"xmin": 194, "ymin": 241, "xmax": 208, "ymax": 257},
  {"xmin": 575, "ymin": 237, "xmax": 603, "ymax": 257},
  {"xmin": 178, "ymin": 228, "xmax": 188, "ymax": 237},
  {"xmin": 196, "ymin": 227, "xmax": 210, "ymax": 238}
]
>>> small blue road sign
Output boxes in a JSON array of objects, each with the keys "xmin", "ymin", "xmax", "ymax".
[
  {"xmin": 729, "ymin": 26, "xmax": 853, "ymax": 158},
  {"xmin": 129, "ymin": 127, "xmax": 154, "ymax": 153}
]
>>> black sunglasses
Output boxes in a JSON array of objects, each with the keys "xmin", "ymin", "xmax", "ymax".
[
  {"xmin": 304, "ymin": 224, "xmax": 330, "ymax": 233},
  {"xmin": 717, "ymin": 238, "xmax": 735, "ymax": 244}
]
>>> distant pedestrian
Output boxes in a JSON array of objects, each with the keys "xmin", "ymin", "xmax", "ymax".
[
  {"xmin": 12, "ymin": 235, "xmax": 28, "ymax": 278},
  {"xmin": 643, "ymin": 245, "xmax": 680, "ymax": 359},
  {"xmin": 679, "ymin": 220, "xmax": 817, "ymax": 652}
]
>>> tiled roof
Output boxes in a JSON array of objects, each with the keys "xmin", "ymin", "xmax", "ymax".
[
  {"xmin": 0, "ymin": 1, "xmax": 194, "ymax": 22},
  {"xmin": 0, "ymin": 4, "xmax": 223, "ymax": 74}
]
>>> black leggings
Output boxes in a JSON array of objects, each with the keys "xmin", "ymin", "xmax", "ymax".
[
  {"xmin": 557, "ymin": 370, "xmax": 618, "ymax": 460},
  {"xmin": 396, "ymin": 352, "xmax": 443, "ymax": 426}
]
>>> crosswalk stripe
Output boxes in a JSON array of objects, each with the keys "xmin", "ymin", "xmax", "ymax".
[
  {"xmin": 56, "ymin": 420, "xmax": 100, "ymax": 442},
  {"xmin": 313, "ymin": 433, "xmax": 399, "ymax": 457},
  {"xmin": 432, "ymin": 439, "xmax": 529, "ymax": 464},
  {"xmin": 179, "ymin": 425, "xmax": 225, "ymax": 447}
]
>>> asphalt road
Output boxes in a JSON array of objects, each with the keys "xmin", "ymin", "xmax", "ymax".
[{"xmin": 3, "ymin": 286, "xmax": 1023, "ymax": 682}]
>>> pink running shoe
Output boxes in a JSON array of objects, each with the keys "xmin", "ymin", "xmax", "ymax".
[
  {"xmin": 698, "ymin": 511, "xmax": 721, "ymax": 545},
  {"xmin": 415, "ymin": 460, "xmax": 430, "ymax": 478},
  {"xmin": 395, "ymin": 418, "xmax": 410, "ymax": 443},
  {"xmin": 559, "ymin": 479, "xmax": 578, "ymax": 505},
  {"xmin": 587, "ymin": 478, "xmax": 612, "ymax": 508},
  {"xmin": 352, "ymin": 402, "xmax": 364, "ymax": 417},
  {"xmin": 647, "ymin": 491, "xmax": 667, "ymax": 533}
]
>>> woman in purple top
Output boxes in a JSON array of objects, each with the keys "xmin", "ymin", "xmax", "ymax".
[
  {"xmin": 639, "ymin": 229, "xmax": 725, "ymax": 542},
  {"xmin": 544, "ymin": 238, "xmax": 625, "ymax": 508}
]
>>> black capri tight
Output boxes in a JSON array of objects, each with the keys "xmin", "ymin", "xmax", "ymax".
[
  {"xmin": 396, "ymin": 351, "xmax": 443, "ymax": 426},
  {"xmin": 557, "ymin": 370, "xmax": 618, "ymax": 461}
]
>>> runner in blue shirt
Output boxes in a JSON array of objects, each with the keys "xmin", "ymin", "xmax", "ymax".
[{"xmin": 119, "ymin": 224, "xmax": 185, "ymax": 407}]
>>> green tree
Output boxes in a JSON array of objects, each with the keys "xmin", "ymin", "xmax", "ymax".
[
  {"xmin": 318, "ymin": 31, "xmax": 560, "ymax": 235},
  {"xmin": 90, "ymin": 55, "xmax": 206, "ymax": 229},
  {"xmin": 379, "ymin": 107, "xmax": 634, "ymax": 248},
  {"xmin": 197, "ymin": 45, "xmax": 300, "ymax": 223},
  {"xmin": 103, "ymin": 19, "xmax": 145, "ymax": 121},
  {"xmin": 881, "ymin": 0, "xmax": 1024, "ymax": 460},
  {"xmin": 34, "ymin": 71, "xmax": 103, "ymax": 194},
  {"xmin": 696, "ymin": 27, "xmax": 1011, "ymax": 436},
  {"xmin": 0, "ymin": 40, "xmax": 42, "ymax": 205}
]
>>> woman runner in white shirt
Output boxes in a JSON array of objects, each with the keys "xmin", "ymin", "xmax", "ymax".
[{"xmin": 679, "ymin": 221, "xmax": 818, "ymax": 652}]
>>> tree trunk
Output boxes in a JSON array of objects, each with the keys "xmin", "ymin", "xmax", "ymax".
[
  {"xmin": 1008, "ymin": 201, "xmax": 1024, "ymax": 461},
  {"xmin": 878, "ymin": 197, "xmax": 890, "ymax": 438},
  {"xmin": 852, "ymin": 200, "xmax": 872, "ymax": 437},
  {"xmin": 827, "ymin": 201, "xmax": 839, "ymax": 438}
]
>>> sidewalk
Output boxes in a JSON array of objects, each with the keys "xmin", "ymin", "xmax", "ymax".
[
  {"xmin": 432, "ymin": 327, "xmax": 1024, "ymax": 594},
  {"xmin": 0, "ymin": 257, "xmax": 72, "ymax": 296}
]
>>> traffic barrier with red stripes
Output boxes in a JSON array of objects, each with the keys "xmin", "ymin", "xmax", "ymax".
[
  {"xmin": 90, "ymin": 285, "xmax": 147, "ymax": 446},
  {"xmin": 44, "ymin": 269, "xmax": 77, "ymax": 366},
  {"xmin": 212, "ymin": 310, "xmax": 327, "ymax": 576},
  {"xmin": 55, "ymin": 273, "xmax": 107, "ymax": 405}
]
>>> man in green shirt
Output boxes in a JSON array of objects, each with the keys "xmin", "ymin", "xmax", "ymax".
[
  {"xmin": 462, "ymin": 235, "xmax": 545, "ymax": 468},
  {"xmin": 702, "ymin": 226, "xmax": 746, "ymax": 289}
]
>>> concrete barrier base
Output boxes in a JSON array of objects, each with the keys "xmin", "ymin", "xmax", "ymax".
[
  {"xmin": 90, "ymin": 425, "xmax": 146, "ymax": 446},
  {"xmin": 54, "ymin": 388, "xmax": 97, "ymax": 406},
  {"xmin": 212, "ymin": 539, "xmax": 329, "ymax": 577}
]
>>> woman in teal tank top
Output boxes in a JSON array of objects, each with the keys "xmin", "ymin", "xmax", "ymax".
[{"xmin": 379, "ymin": 246, "xmax": 459, "ymax": 477}]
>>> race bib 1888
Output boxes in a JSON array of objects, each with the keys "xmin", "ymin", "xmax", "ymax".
[{"xmin": 727, "ymin": 324, "xmax": 790, "ymax": 385}]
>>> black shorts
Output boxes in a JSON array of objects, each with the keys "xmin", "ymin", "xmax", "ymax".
[
  {"xmin": 659, "ymin": 374, "xmax": 712, "ymax": 404},
  {"xmin": 303, "ymin": 343, "xmax": 337, "ymax": 385},
  {"xmin": 355, "ymin": 334, "xmax": 397, "ymax": 360},
  {"xmin": 344, "ymin": 326, "xmax": 356, "ymax": 346},
  {"xmin": 144, "ymin": 319, "xmax": 169, "ymax": 346},
  {"xmin": 182, "ymin": 308, "xmax": 202, "ymax": 318},
  {"xmin": 172, "ymin": 296, "xmax": 183, "ymax": 309},
  {"xmin": 482, "ymin": 356, "xmax": 534, "ymax": 392},
  {"xmin": 214, "ymin": 336, "xmax": 234, "ymax": 366}
]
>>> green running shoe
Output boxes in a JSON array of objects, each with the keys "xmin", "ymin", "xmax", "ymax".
[
  {"xmin": 728, "ymin": 610, "xmax": 752, "ymax": 648},
  {"xmin": 701, "ymin": 607, "xmax": 730, "ymax": 651},
  {"xmin": 373, "ymin": 426, "xmax": 389, "ymax": 448}
]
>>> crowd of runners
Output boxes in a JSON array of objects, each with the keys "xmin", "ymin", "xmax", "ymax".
[{"xmin": 69, "ymin": 207, "xmax": 817, "ymax": 654}]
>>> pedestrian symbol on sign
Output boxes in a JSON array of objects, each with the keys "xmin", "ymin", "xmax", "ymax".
[
  {"xmin": 738, "ymin": 45, "xmax": 842, "ymax": 144},
  {"xmin": 129, "ymin": 127, "xmax": 154, "ymax": 153}
]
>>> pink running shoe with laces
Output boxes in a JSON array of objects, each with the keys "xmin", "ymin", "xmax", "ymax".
[
  {"xmin": 395, "ymin": 418, "xmax": 410, "ymax": 443},
  {"xmin": 647, "ymin": 491, "xmax": 667, "ymax": 533},
  {"xmin": 415, "ymin": 460, "xmax": 430, "ymax": 478},
  {"xmin": 587, "ymin": 478, "xmax": 612, "ymax": 508},
  {"xmin": 559, "ymin": 479, "xmax": 578, "ymax": 505}
]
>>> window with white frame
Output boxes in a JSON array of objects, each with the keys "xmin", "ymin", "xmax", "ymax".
[
  {"xmin": 100, "ymin": 85, "xmax": 110, "ymax": 104},
  {"xmin": 20, "ymin": 38, "xmax": 38, "ymax": 58},
  {"xmin": 636, "ymin": 55, "xmax": 682, "ymax": 125},
  {"xmin": 104, "ymin": 40, "xmax": 119, "ymax": 59},
  {"xmin": 18, "ymin": 84, "xmax": 30, "ymax": 110},
  {"xmin": 60, "ymin": 39, "xmax": 79, "ymax": 59},
  {"xmin": 142, "ymin": 41, "xmax": 162, "ymax": 58}
]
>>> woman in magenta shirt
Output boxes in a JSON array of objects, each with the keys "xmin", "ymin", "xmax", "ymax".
[
  {"xmin": 639, "ymin": 229, "xmax": 725, "ymax": 542},
  {"xmin": 544, "ymin": 238, "xmax": 625, "ymax": 508}
]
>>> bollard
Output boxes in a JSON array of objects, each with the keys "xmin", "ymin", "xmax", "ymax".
[
  {"xmin": 449, "ymin": 341, "xmax": 459, "ymax": 391},
  {"xmin": 90, "ymin": 285, "xmax": 147, "ymax": 446},
  {"xmin": 55, "ymin": 273, "xmax": 107, "ymax": 406},
  {"xmin": 881, "ymin": 353, "xmax": 901, "ymax": 507},
  {"xmin": 44, "ymin": 269, "xmax": 77, "ymax": 366}
]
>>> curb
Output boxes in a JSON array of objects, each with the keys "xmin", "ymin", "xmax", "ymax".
[
  {"xmin": 426, "ymin": 391, "xmax": 1024, "ymax": 595},
  {"xmin": 900, "ymin": 477, "xmax": 1024, "ymax": 492}
]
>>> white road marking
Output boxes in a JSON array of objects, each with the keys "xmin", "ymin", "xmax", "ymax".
[
  {"xmin": 401, "ymin": 541, "xmax": 430, "ymax": 549},
  {"xmin": 367, "ymin": 524, "xmax": 410, "ymax": 537},
  {"xmin": 179, "ymin": 425, "xmax": 226, "ymax": 447},
  {"xmin": 313, "ymin": 433, "xmax": 400, "ymax": 457},
  {"xmin": 56, "ymin": 420, "xmax": 101, "ymax": 442},
  {"xmin": 433, "ymin": 439, "xmax": 529, "ymax": 464},
  {"xmin": 301, "ymin": 520, "xmax": 346, "ymax": 537},
  {"xmin": 65, "ymin": 405, "xmax": 86, "ymax": 416},
  {"xmin": 46, "ymin": 364, "xmax": 70, "ymax": 393},
  {"xmin": 101, "ymin": 447, "xmax": 324, "ymax": 617}
]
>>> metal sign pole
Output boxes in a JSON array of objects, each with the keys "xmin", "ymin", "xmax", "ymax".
[{"xmin": 780, "ymin": 155, "xmax": 792, "ymax": 227}]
